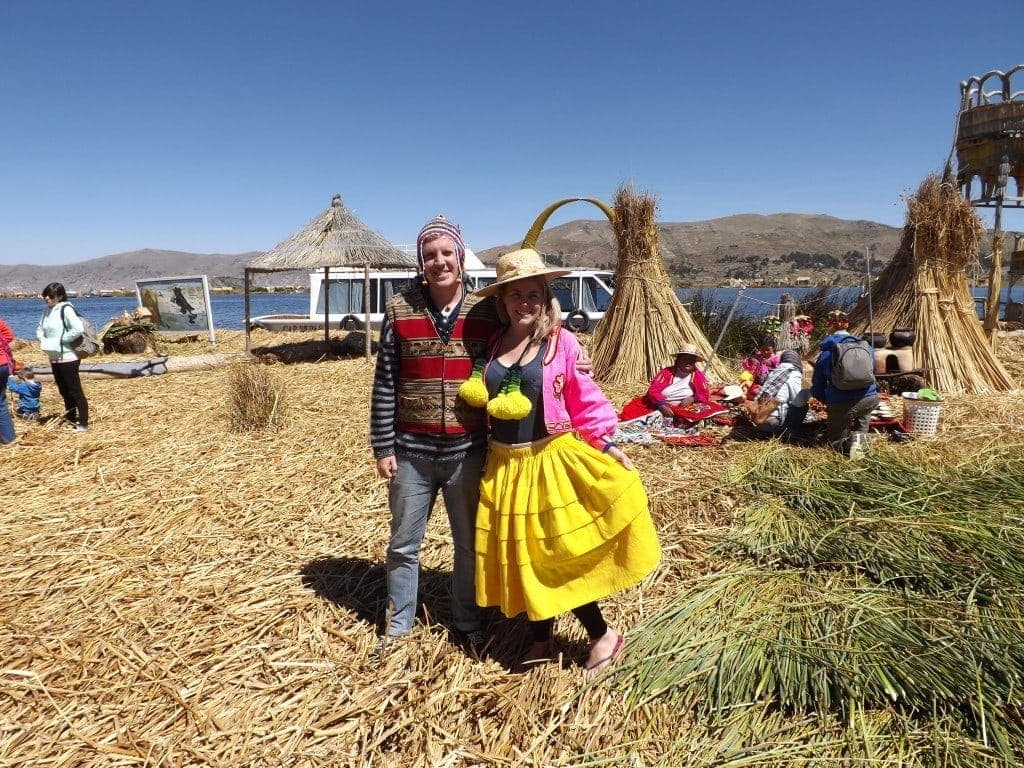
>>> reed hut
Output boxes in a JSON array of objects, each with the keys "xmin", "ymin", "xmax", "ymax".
[
  {"xmin": 591, "ymin": 185, "xmax": 728, "ymax": 384},
  {"xmin": 245, "ymin": 194, "xmax": 415, "ymax": 356},
  {"xmin": 848, "ymin": 175, "xmax": 1014, "ymax": 394}
]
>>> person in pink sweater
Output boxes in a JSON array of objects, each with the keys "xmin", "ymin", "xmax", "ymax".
[
  {"xmin": 458, "ymin": 248, "xmax": 660, "ymax": 678},
  {"xmin": 617, "ymin": 344, "xmax": 713, "ymax": 424}
]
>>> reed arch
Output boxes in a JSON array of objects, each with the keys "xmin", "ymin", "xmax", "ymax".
[{"xmin": 520, "ymin": 197, "xmax": 616, "ymax": 250}]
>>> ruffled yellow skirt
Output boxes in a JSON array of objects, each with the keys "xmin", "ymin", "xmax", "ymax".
[{"xmin": 476, "ymin": 433, "xmax": 660, "ymax": 621}]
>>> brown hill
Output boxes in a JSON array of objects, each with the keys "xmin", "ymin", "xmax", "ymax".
[
  {"xmin": 0, "ymin": 249, "xmax": 302, "ymax": 295},
  {"xmin": 479, "ymin": 213, "xmax": 907, "ymax": 284}
]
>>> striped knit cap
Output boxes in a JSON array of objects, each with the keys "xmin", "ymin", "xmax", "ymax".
[{"xmin": 416, "ymin": 214, "xmax": 465, "ymax": 271}]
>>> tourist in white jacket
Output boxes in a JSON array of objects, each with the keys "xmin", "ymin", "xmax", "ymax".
[{"xmin": 36, "ymin": 282, "xmax": 90, "ymax": 431}]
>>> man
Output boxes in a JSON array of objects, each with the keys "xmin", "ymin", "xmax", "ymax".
[
  {"xmin": 370, "ymin": 215, "xmax": 496, "ymax": 655},
  {"xmin": 811, "ymin": 309, "xmax": 879, "ymax": 455}
]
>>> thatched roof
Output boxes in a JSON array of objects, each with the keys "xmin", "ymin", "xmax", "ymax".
[{"xmin": 247, "ymin": 194, "xmax": 415, "ymax": 273}]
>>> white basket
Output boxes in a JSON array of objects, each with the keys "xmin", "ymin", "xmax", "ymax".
[{"xmin": 903, "ymin": 397, "xmax": 942, "ymax": 436}]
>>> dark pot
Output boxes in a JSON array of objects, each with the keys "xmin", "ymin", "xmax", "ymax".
[
  {"xmin": 865, "ymin": 333, "xmax": 887, "ymax": 348},
  {"xmin": 889, "ymin": 328, "xmax": 916, "ymax": 348}
]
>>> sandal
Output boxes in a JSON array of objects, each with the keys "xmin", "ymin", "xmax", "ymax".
[{"xmin": 582, "ymin": 633, "xmax": 625, "ymax": 680}]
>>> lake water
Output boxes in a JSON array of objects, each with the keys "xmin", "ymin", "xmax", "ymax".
[{"xmin": 2, "ymin": 285, "xmax": 1019, "ymax": 340}]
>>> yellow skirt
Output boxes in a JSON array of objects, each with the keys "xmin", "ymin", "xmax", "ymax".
[{"xmin": 476, "ymin": 433, "xmax": 660, "ymax": 621}]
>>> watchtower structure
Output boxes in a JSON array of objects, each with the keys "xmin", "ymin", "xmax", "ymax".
[{"xmin": 953, "ymin": 65, "xmax": 1024, "ymax": 341}]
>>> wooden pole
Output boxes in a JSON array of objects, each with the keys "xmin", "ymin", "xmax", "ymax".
[
  {"xmin": 983, "ymin": 199, "xmax": 1004, "ymax": 346},
  {"xmin": 243, "ymin": 268, "xmax": 252, "ymax": 352},
  {"xmin": 323, "ymin": 266, "xmax": 331, "ymax": 350},
  {"xmin": 364, "ymin": 264, "xmax": 372, "ymax": 359},
  {"xmin": 778, "ymin": 293, "xmax": 796, "ymax": 350}
]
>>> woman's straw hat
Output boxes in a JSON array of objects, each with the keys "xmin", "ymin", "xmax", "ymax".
[
  {"xmin": 474, "ymin": 248, "xmax": 571, "ymax": 297},
  {"xmin": 675, "ymin": 342, "xmax": 706, "ymax": 362}
]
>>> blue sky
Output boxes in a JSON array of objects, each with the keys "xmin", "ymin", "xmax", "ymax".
[{"xmin": 1, "ymin": 1, "xmax": 1022, "ymax": 265}]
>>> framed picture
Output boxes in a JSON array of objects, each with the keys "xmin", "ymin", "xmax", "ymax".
[{"xmin": 136, "ymin": 275, "xmax": 215, "ymax": 342}]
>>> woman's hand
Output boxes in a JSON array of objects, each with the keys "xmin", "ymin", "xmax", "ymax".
[{"xmin": 606, "ymin": 445, "xmax": 633, "ymax": 470}]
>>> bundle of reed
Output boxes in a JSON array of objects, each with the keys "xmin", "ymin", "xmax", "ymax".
[
  {"xmin": 609, "ymin": 442, "xmax": 1024, "ymax": 763},
  {"xmin": 848, "ymin": 175, "xmax": 1013, "ymax": 394},
  {"xmin": 227, "ymin": 359, "xmax": 287, "ymax": 431},
  {"xmin": 591, "ymin": 184, "xmax": 729, "ymax": 384}
]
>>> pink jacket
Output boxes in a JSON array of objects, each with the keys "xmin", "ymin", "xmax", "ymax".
[
  {"xmin": 645, "ymin": 366, "xmax": 710, "ymax": 407},
  {"xmin": 484, "ymin": 328, "xmax": 617, "ymax": 451}
]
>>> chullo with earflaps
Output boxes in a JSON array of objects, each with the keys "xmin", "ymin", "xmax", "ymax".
[
  {"xmin": 847, "ymin": 174, "xmax": 1013, "ymax": 394},
  {"xmin": 591, "ymin": 184, "xmax": 729, "ymax": 384}
]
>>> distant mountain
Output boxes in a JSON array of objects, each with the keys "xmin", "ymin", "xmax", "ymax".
[
  {"xmin": 0, "ymin": 249, "xmax": 307, "ymax": 295},
  {"xmin": 0, "ymin": 212, "xmax": 1007, "ymax": 295},
  {"xmin": 478, "ymin": 213, "xmax": 910, "ymax": 284}
]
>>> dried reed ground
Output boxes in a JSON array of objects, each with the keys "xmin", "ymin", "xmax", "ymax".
[{"xmin": 1, "ymin": 330, "xmax": 1022, "ymax": 767}]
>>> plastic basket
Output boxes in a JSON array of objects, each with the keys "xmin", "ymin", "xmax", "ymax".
[{"xmin": 902, "ymin": 396, "xmax": 942, "ymax": 436}]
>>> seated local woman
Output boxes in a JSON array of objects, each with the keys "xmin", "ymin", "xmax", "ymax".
[
  {"xmin": 617, "ymin": 343, "xmax": 718, "ymax": 425},
  {"xmin": 740, "ymin": 350, "xmax": 809, "ymax": 435}
]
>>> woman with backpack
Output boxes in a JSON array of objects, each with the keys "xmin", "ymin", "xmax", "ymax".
[{"xmin": 37, "ymin": 282, "xmax": 90, "ymax": 431}]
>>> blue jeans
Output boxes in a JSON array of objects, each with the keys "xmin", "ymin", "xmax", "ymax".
[
  {"xmin": 0, "ymin": 365, "xmax": 15, "ymax": 444},
  {"xmin": 385, "ymin": 447, "xmax": 485, "ymax": 637}
]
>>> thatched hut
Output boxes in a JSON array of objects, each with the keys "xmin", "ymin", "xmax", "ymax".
[
  {"xmin": 591, "ymin": 185, "xmax": 729, "ymax": 384},
  {"xmin": 848, "ymin": 175, "xmax": 1013, "ymax": 394},
  {"xmin": 245, "ymin": 195, "xmax": 415, "ymax": 356}
]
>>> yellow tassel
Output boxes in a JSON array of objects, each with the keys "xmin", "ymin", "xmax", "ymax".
[
  {"xmin": 487, "ymin": 391, "xmax": 532, "ymax": 420},
  {"xmin": 458, "ymin": 376, "xmax": 489, "ymax": 407}
]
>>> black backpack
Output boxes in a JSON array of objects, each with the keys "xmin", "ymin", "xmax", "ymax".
[{"xmin": 830, "ymin": 337, "xmax": 875, "ymax": 390}]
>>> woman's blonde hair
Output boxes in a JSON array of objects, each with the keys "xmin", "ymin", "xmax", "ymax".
[{"xmin": 495, "ymin": 278, "xmax": 562, "ymax": 346}]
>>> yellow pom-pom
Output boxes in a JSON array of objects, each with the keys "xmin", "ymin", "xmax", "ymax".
[
  {"xmin": 458, "ymin": 376, "xmax": 489, "ymax": 407},
  {"xmin": 487, "ymin": 391, "xmax": 532, "ymax": 420}
]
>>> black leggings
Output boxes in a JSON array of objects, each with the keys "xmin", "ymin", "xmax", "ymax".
[
  {"xmin": 529, "ymin": 602, "xmax": 607, "ymax": 643},
  {"xmin": 51, "ymin": 360, "xmax": 88, "ymax": 427}
]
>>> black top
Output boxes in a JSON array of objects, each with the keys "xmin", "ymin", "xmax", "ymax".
[{"xmin": 485, "ymin": 340, "xmax": 548, "ymax": 444}]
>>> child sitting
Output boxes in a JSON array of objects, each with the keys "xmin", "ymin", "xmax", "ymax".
[
  {"xmin": 9, "ymin": 368, "xmax": 42, "ymax": 421},
  {"xmin": 741, "ymin": 337, "xmax": 780, "ymax": 384}
]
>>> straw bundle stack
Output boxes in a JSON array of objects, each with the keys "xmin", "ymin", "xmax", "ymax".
[
  {"xmin": 592, "ymin": 185, "xmax": 728, "ymax": 384},
  {"xmin": 848, "ymin": 175, "xmax": 1013, "ymax": 394}
]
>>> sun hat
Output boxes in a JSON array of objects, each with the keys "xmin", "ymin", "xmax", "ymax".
[
  {"xmin": 721, "ymin": 384, "xmax": 744, "ymax": 402},
  {"xmin": 674, "ymin": 342, "xmax": 706, "ymax": 362},
  {"xmin": 473, "ymin": 248, "xmax": 571, "ymax": 297},
  {"xmin": 826, "ymin": 309, "xmax": 849, "ymax": 322}
]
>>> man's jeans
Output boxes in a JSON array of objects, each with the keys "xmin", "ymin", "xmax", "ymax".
[
  {"xmin": 825, "ymin": 394, "xmax": 880, "ymax": 454},
  {"xmin": 385, "ymin": 448, "xmax": 485, "ymax": 637}
]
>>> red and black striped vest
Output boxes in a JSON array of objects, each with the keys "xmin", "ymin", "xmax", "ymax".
[{"xmin": 386, "ymin": 289, "xmax": 498, "ymax": 435}]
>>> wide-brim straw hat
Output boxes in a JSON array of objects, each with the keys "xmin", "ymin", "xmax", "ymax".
[
  {"xmin": 674, "ymin": 342, "xmax": 706, "ymax": 362},
  {"xmin": 474, "ymin": 248, "xmax": 571, "ymax": 297}
]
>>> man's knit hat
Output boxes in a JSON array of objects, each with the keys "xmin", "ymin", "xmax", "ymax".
[{"xmin": 416, "ymin": 215, "xmax": 465, "ymax": 271}]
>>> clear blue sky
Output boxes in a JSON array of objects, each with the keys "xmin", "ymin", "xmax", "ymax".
[{"xmin": 1, "ymin": 1, "xmax": 1021, "ymax": 265}]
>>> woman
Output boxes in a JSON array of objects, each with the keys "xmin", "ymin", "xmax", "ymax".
[
  {"xmin": 0, "ymin": 314, "xmax": 17, "ymax": 444},
  {"xmin": 616, "ymin": 343, "xmax": 714, "ymax": 424},
  {"xmin": 36, "ymin": 282, "xmax": 89, "ymax": 431},
  {"xmin": 459, "ymin": 249, "xmax": 660, "ymax": 677}
]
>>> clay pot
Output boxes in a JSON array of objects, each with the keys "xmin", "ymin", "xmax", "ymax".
[
  {"xmin": 865, "ymin": 333, "xmax": 887, "ymax": 348},
  {"xmin": 889, "ymin": 328, "xmax": 916, "ymax": 348}
]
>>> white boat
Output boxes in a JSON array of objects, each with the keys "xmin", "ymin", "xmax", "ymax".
[{"xmin": 250, "ymin": 248, "xmax": 615, "ymax": 333}]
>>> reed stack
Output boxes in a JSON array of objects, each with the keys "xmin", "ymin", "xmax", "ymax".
[
  {"xmin": 849, "ymin": 174, "xmax": 1013, "ymax": 394},
  {"xmin": 592, "ymin": 184, "xmax": 728, "ymax": 384}
]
